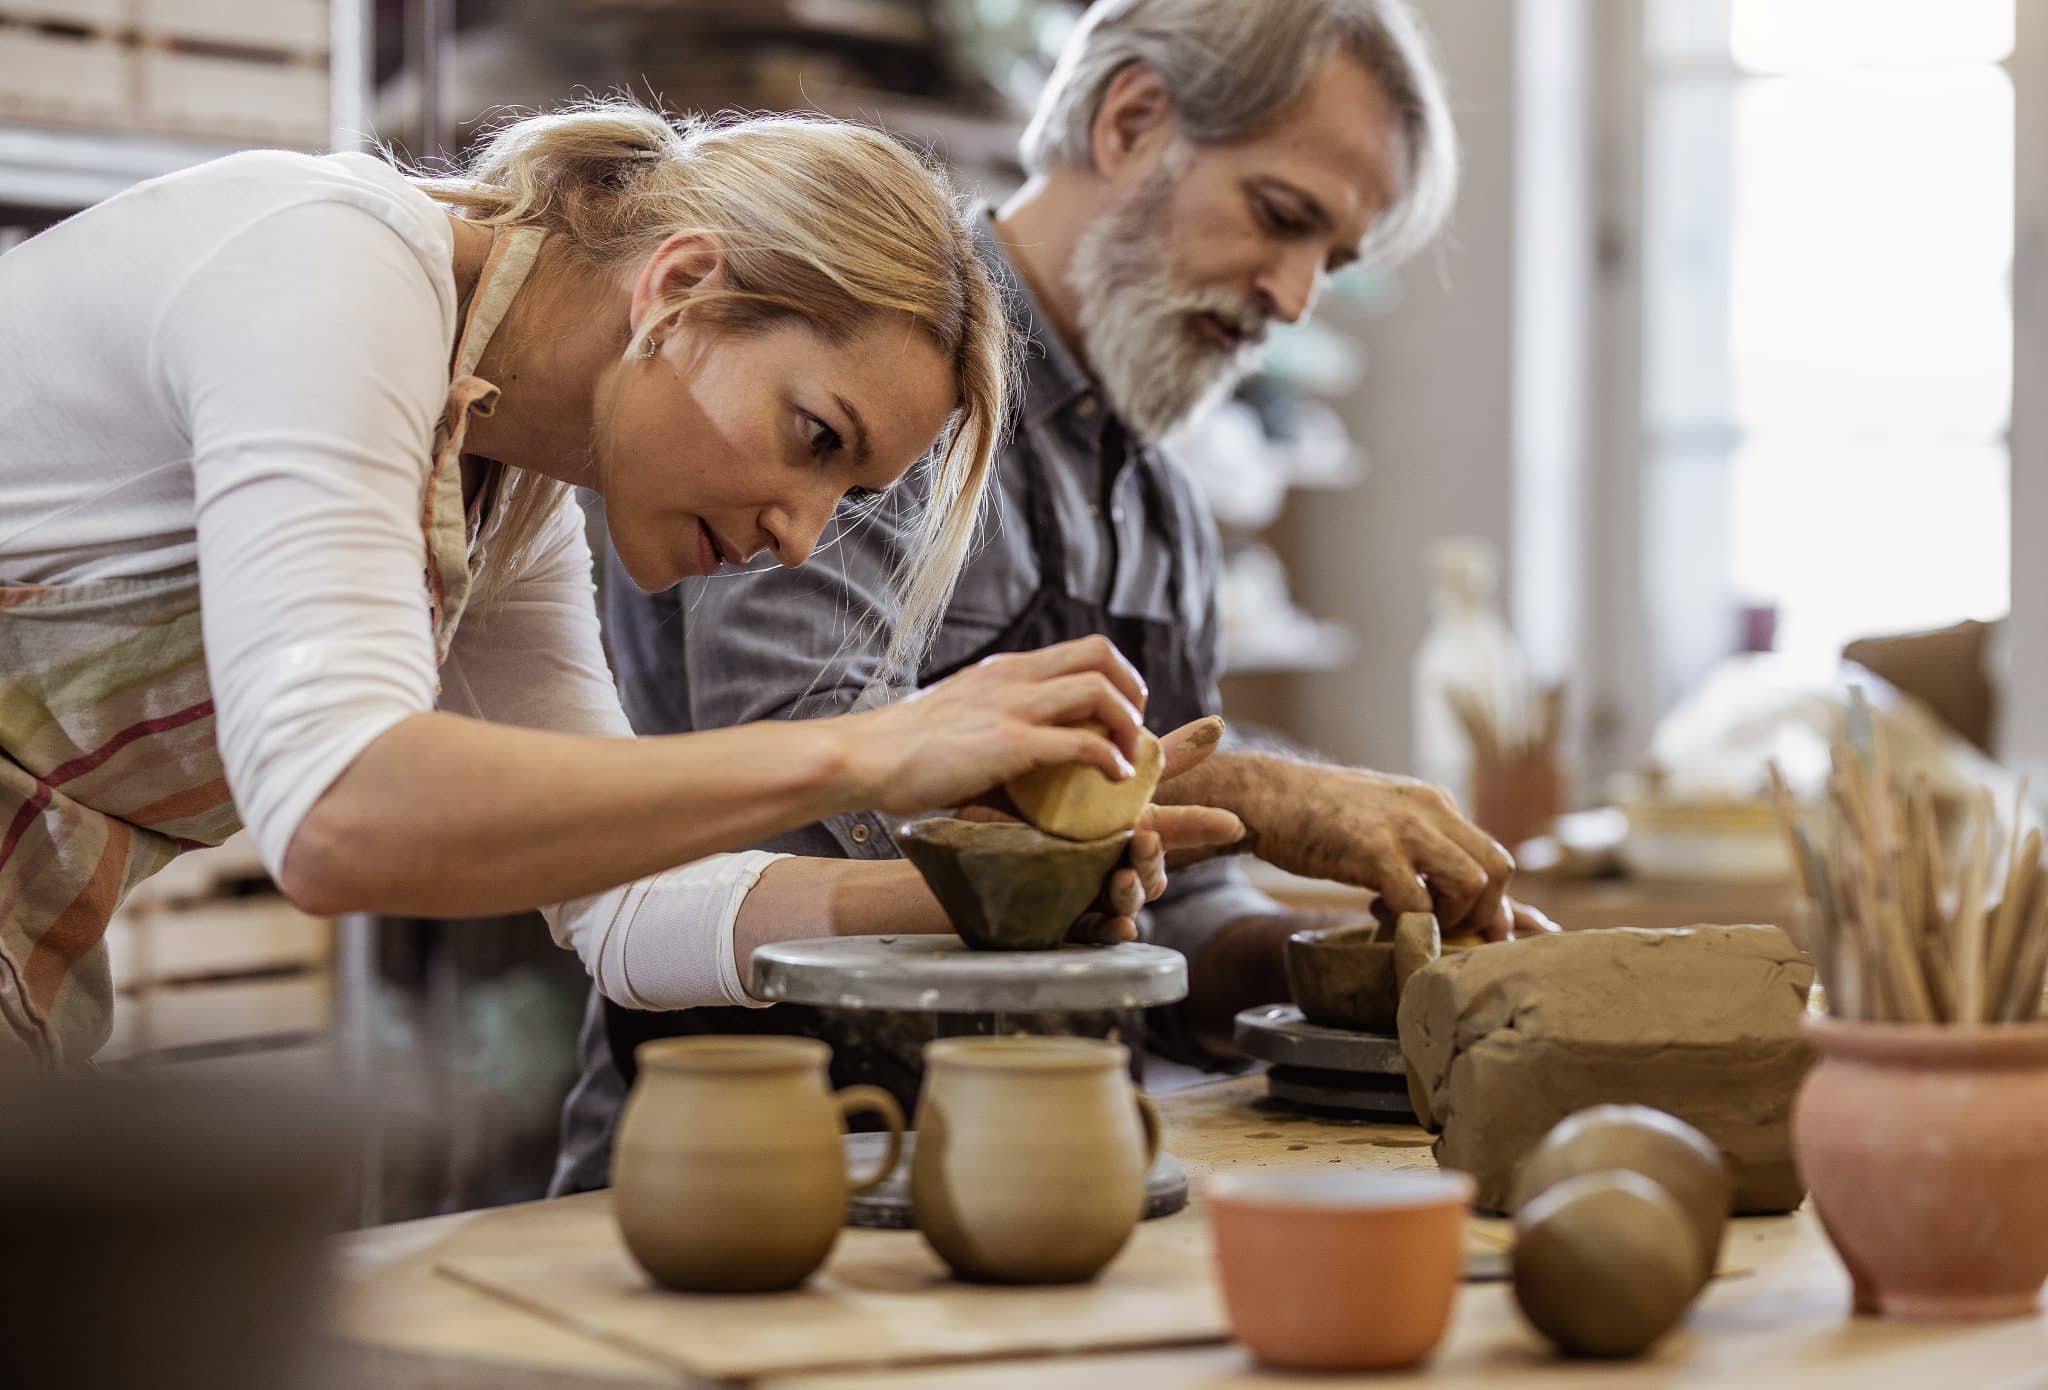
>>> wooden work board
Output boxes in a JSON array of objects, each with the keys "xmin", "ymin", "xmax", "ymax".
[{"xmin": 329, "ymin": 1075, "xmax": 2048, "ymax": 1389}]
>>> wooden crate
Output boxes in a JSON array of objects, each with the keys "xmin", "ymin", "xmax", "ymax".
[
  {"xmin": 0, "ymin": 0, "xmax": 127, "ymax": 29},
  {"xmin": 139, "ymin": 47, "xmax": 328, "ymax": 145},
  {"xmin": 106, "ymin": 895, "xmax": 332, "ymax": 988},
  {"xmin": 106, "ymin": 973, "xmax": 333, "ymax": 1056},
  {"xmin": 0, "ymin": 0, "xmax": 329, "ymax": 146},
  {"xmin": 139, "ymin": 0, "xmax": 326, "ymax": 57},
  {"xmin": 0, "ymin": 26, "xmax": 134, "ymax": 127}
]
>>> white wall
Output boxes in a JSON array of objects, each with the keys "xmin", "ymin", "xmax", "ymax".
[
  {"xmin": 1291, "ymin": 0, "xmax": 1596, "ymax": 776},
  {"xmin": 2009, "ymin": 3, "xmax": 2048, "ymax": 778}
]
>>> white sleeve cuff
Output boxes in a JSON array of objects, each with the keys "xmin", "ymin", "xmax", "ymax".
[{"xmin": 546, "ymin": 850, "xmax": 790, "ymax": 1012}]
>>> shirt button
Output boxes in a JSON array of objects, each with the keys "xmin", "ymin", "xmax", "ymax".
[{"xmin": 850, "ymin": 824, "xmax": 871, "ymax": 844}]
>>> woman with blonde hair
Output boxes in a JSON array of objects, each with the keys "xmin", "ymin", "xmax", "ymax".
[{"xmin": 0, "ymin": 100, "xmax": 1242, "ymax": 1067}]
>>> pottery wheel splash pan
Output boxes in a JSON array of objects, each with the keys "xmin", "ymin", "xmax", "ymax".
[
  {"xmin": 844, "ymin": 1132, "xmax": 1187, "ymax": 1229},
  {"xmin": 751, "ymin": 935, "xmax": 1189, "ymax": 1013},
  {"xmin": 1234, "ymin": 1003, "xmax": 1416, "ymax": 1119}
]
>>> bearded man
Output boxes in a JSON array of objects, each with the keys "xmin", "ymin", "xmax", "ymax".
[{"xmin": 552, "ymin": 0, "xmax": 1552, "ymax": 1194}]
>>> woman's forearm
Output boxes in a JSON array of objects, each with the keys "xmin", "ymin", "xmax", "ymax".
[
  {"xmin": 279, "ymin": 711, "xmax": 869, "ymax": 916},
  {"xmin": 731, "ymin": 856, "xmax": 950, "ymax": 981}
]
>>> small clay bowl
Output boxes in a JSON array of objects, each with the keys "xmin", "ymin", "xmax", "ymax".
[
  {"xmin": 897, "ymin": 817, "xmax": 1131, "ymax": 951},
  {"xmin": 1512, "ymin": 1169, "xmax": 1703, "ymax": 1358},
  {"xmin": 1508, "ymin": 1105, "xmax": 1731, "ymax": 1288},
  {"xmin": 1286, "ymin": 924, "xmax": 1397, "ymax": 1032},
  {"xmin": 1210, "ymin": 1169, "xmax": 1474, "ymax": 1371}
]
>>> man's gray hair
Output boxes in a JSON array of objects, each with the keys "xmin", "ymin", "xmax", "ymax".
[{"xmin": 1020, "ymin": 0, "xmax": 1458, "ymax": 267}]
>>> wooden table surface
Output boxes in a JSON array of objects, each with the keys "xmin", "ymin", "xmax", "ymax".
[{"xmin": 326, "ymin": 1074, "xmax": 2048, "ymax": 1389}]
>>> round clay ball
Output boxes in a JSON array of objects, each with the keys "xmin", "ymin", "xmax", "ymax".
[
  {"xmin": 1512, "ymin": 1170, "xmax": 1702, "ymax": 1358},
  {"xmin": 1508, "ymin": 1105, "xmax": 1731, "ymax": 1288}
]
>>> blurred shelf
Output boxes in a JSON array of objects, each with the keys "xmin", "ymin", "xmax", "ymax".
[
  {"xmin": 804, "ymin": 86, "xmax": 1022, "ymax": 169},
  {"xmin": 0, "ymin": 121, "xmax": 248, "ymax": 208},
  {"xmin": 1221, "ymin": 621, "xmax": 1357, "ymax": 676}
]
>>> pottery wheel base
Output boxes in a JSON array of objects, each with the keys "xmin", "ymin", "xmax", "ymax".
[
  {"xmin": 843, "ymin": 1132, "xmax": 1188, "ymax": 1230},
  {"xmin": 1234, "ymin": 1004, "xmax": 1416, "ymax": 1119},
  {"xmin": 1264, "ymin": 1064, "xmax": 1416, "ymax": 1118}
]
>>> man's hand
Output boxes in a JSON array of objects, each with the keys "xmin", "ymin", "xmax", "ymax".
[{"xmin": 1157, "ymin": 752, "xmax": 1525, "ymax": 941}]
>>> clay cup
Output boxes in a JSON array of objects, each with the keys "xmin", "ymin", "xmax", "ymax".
[
  {"xmin": 1795, "ymin": 1018, "xmax": 2048, "ymax": 1320},
  {"xmin": 912, "ymin": 1037, "xmax": 1160, "ymax": 1284},
  {"xmin": 1209, "ymin": 1170, "xmax": 1474, "ymax": 1371},
  {"xmin": 613, "ymin": 1036, "xmax": 903, "ymax": 1293},
  {"xmin": 1286, "ymin": 924, "xmax": 1399, "ymax": 1032}
]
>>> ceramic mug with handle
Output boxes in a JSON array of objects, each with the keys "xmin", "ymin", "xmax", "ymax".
[
  {"xmin": 613, "ymin": 1036, "xmax": 903, "ymax": 1292},
  {"xmin": 911, "ymin": 1036, "xmax": 1160, "ymax": 1284}
]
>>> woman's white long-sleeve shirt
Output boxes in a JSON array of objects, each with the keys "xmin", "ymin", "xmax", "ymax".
[{"xmin": 0, "ymin": 149, "xmax": 777, "ymax": 1010}]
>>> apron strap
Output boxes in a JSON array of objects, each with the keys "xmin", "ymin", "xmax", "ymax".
[{"xmin": 453, "ymin": 227, "xmax": 544, "ymax": 378}]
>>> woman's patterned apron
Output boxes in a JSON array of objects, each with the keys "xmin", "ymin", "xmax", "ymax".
[{"xmin": 0, "ymin": 224, "xmax": 543, "ymax": 1068}]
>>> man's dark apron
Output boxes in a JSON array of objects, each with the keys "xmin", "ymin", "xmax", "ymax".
[{"xmin": 602, "ymin": 423, "xmax": 1213, "ymax": 1114}]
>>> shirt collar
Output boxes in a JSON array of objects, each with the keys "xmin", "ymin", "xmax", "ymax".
[{"xmin": 971, "ymin": 208, "xmax": 1109, "ymax": 429}]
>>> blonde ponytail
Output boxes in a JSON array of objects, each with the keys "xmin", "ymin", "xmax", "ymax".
[{"xmin": 411, "ymin": 98, "xmax": 1017, "ymax": 672}]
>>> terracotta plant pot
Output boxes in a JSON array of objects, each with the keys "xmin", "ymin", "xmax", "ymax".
[
  {"xmin": 897, "ymin": 817, "xmax": 1131, "ymax": 950},
  {"xmin": 1794, "ymin": 1017, "xmax": 2048, "ymax": 1320},
  {"xmin": 912, "ymin": 1037, "xmax": 1160, "ymax": 1284},
  {"xmin": 1209, "ymin": 1170, "xmax": 1474, "ymax": 1371},
  {"xmin": 1286, "ymin": 924, "xmax": 1398, "ymax": 1033},
  {"xmin": 613, "ymin": 1036, "xmax": 903, "ymax": 1293}
]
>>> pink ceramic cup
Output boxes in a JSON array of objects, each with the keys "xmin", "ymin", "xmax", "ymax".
[{"xmin": 1208, "ymin": 1169, "xmax": 1474, "ymax": 1370}]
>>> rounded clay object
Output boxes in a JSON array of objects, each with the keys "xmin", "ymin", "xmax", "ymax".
[
  {"xmin": 1508, "ymin": 1105, "xmax": 1731, "ymax": 1287},
  {"xmin": 912, "ymin": 1037, "xmax": 1159, "ymax": 1284},
  {"xmin": 613, "ymin": 1037, "xmax": 904, "ymax": 1293},
  {"xmin": 1004, "ymin": 724, "xmax": 1164, "ymax": 841},
  {"xmin": 1286, "ymin": 925, "xmax": 1397, "ymax": 1033},
  {"xmin": 1512, "ymin": 1170, "xmax": 1703, "ymax": 1358},
  {"xmin": 896, "ymin": 817, "xmax": 1131, "ymax": 951},
  {"xmin": 1392, "ymin": 913, "xmax": 1441, "ymax": 995}
]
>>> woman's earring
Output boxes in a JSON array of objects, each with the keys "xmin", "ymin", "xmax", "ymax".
[{"xmin": 640, "ymin": 335, "xmax": 660, "ymax": 360}]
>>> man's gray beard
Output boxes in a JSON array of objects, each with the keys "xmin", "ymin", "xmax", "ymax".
[{"xmin": 1069, "ymin": 162, "xmax": 1268, "ymax": 443}]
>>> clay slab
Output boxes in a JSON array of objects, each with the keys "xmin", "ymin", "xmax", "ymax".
[{"xmin": 1398, "ymin": 924, "xmax": 1814, "ymax": 1214}]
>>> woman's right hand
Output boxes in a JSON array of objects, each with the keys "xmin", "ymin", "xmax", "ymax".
[{"xmin": 834, "ymin": 636, "xmax": 1149, "ymax": 816}]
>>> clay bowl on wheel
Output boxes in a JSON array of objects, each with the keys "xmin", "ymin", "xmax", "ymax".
[
  {"xmin": 897, "ymin": 817, "xmax": 1132, "ymax": 951},
  {"xmin": 1286, "ymin": 924, "xmax": 1398, "ymax": 1033}
]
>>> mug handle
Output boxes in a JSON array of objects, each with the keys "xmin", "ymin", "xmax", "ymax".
[
  {"xmin": 1135, "ymin": 1092, "xmax": 1162, "ymax": 1164},
  {"xmin": 835, "ymin": 1085, "xmax": 906, "ymax": 1194}
]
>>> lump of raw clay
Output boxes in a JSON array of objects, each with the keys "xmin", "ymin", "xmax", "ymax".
[
  {"xmin": 1397, "ymin": 925, "xmax": 1814, "ymax": 1214},
  {"xmin": 1393, "ymin": 913, "xmax": 1441, "ymax": 994},
  {"xmin": 1509, "ymin": 1105, "xmax": 1731, "ymax": 1286},
  {"xmin": 897, "ymin": 817, "xmax": 1130, "ymax": 951},
  {"xmin": 1512, "ymin": 1170, "xmax": 1702, "ymax": 1358},
  {"xmin": 1004, "ymin": 725, "xmax": 1162, "ymax": 842}
]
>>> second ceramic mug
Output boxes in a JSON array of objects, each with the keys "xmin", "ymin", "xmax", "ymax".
[
  {"xmin": 612, "ymin": 1036, "xmax": 904, "ymax": 1293},
  {"xmin": 911, "ymin": 1036, "xmax": 1161, "ymax": 1284}
]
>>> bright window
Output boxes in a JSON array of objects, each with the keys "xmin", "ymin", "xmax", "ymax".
[{"xmin": 1642, "ymin": 0, "xmax": 2013, "ymax": 687}]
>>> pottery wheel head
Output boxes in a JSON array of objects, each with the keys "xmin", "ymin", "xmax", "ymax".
[{"xmin": 896, "ymin": 817, "xmax": 1132, "ymax": 951}]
